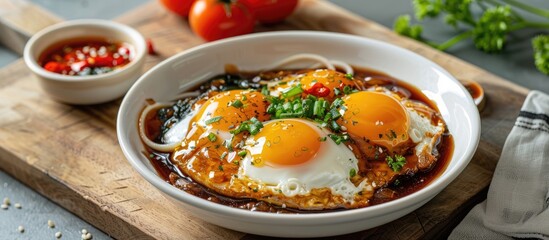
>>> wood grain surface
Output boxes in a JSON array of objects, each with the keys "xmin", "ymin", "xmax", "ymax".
[
  {"xmin": 0, "ymin": 0, "xmax": 529, "ymax": 239},
  {"xmin": 0, "ymin": 0, "xmax": 61, "ymax": 54}
]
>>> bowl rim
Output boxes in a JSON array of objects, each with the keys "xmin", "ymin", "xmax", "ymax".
[
  {"xmin": 23, "ymin": 19, "xmax": 146, "ymax": 83},
  {"xmin": 117, "ymin": 31, "xmax": 481, "ymax": 222}
]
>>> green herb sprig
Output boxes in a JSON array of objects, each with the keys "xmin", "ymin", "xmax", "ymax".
[
  {"xmin": 386, "ymin": 154, "xmax": 407, "ymax": 172},
  {"xmin": 394, "ymin": 0, "xmax": 549, "ymax": 75}
]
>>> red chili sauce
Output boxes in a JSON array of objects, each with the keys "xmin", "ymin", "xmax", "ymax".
[{"xmin": 38, "ymin": 37, "xmax": 133, "ymax": 76}]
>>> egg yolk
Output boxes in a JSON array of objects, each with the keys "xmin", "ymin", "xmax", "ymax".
[
  {"xmin": 195, "ymin": 90, "xmax": 268, "ymax": 131},
  {"xmin": 340, "ymin": 92, "xmax": 409, "ymax": 150},
  {"xmin": 299, "ymin": 69, "xmax": 355, "ymax": 98},
  {"xmin": 249, "ymin": 120, "xmax": 321, "ymax": 167}
]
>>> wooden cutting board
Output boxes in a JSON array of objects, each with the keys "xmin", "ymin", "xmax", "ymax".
[{"xmin": 0, "ymin": 0, "xmax": 529, "ymax": 239}]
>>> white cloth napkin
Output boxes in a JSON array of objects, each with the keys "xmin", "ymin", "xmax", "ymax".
[{"xmin": 449, "ymin": 90, "xmax": 549, "ymax": 239}]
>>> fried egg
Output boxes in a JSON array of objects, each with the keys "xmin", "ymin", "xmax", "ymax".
[
  {"xmin": 339, "ymin": 88, "xmax": 445, "ymax": 164},
  {"xmin": 239, "ymin": 119, "xmax": 366, "ymax": 201},
  {"xmin": 267, "ymin": 69, "xmax": 355, "ymax": 99}
]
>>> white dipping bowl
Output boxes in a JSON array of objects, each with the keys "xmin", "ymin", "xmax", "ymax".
[
  {"xmin": 24, "ymin": 19, "xmax": 146, "ymax": 105},
  {"xmin": 117, "ymin": 31, "xmax": 480, "ymax": 237}
]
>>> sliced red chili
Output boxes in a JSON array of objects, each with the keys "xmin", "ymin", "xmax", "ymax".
[
  {"xmin": 43, "ymin": 62, "xmax": 69, "ymax": 73},
  {"xmin": 315, "ymin": 86, "xmax": 330, "ymax": 97},
  {"xmin": 304, "ymin": 82, "xmax": 331, "ymax": 97},
  {"xmin": 45, "ymin": 62, "xmax": 60, "ymax": 73},
  {"xmin": 91, "ymin": 56, "xmax": 115, "ymax": 67},
  {"xmin": 147, "ymin": 39, "xmax": 156, "ymax": 55}
]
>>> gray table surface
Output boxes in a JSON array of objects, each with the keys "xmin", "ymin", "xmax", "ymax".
[{"xmin": 1, "ymin": 0, "xmax": 548, "ymax": 239}]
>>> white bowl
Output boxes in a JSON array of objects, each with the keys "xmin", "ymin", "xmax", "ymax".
[
  {"xmin": 24, "ymin": 19, "xmax": 146, "ymax": 105},
  {"xmin": 117, "ymin": 31, "xmax": 480, "ymax": 237}
]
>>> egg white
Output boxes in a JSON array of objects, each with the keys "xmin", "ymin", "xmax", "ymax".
[
  {"xmin": 238, "ymin": 119, "xmax": 366, "ymax": 201},
  {"xmin": 407, "ymin": 104, "xmax": 445, "ymax": 158}
]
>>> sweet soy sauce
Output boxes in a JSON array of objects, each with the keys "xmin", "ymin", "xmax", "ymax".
[
  {"xmin": 142, "ymin": 67, "xmax": 454, "ymax": 213},
  {"xmin": 38, "ymin": 37, "xmax": 133, "ymax": 76}
]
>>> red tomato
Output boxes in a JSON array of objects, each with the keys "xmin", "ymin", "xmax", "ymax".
[
  {"xmin": 159, "ymin": 0, "xmax": 196, "ymax": 17},
  {"xmin": 242, "ymin": 0, "xmax": 298, "ymax": 24},
  {"xmin": 189, "ymin": 0, "xmax": 255, "ymax": 41}
]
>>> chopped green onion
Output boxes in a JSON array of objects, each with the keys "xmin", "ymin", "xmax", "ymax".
[
  {"xmin": 275, "ymin": 109, "xmax": 284, "ymax": 119},
  {"xmin": 230, "ymin": 117, "xmax": 263, "ymax": 135},
  {"xmin": 205, "ymin": 116, "xmax": 222, "ymax": 125},
  {"xmin": 328, "ymin": 133, "xmax": 349, "ymax": 145},
  {"xmin": 207, "ymin": 133, "xmax": 217, "ymax": 142},
  {"xmin": 313, "ymin": 99, "xmax": 325, "ymax": 117},
  {"xmin": 218, "ymin": 165, "xmax": 224, "ymax": 171},
  {"xmin": 321, "ymin": 100, "xmax": 329, "ymax": 110},
  {"xmin": 261, "ymin": 85, "xmax": 269, "ymax": 96},
  {"xmin": 302, "ymin": 99, "xmax": 314, "ymax": 117},
  {"xmin": 330, "ymin": 120, "xmax": 341, "ymax": 132},
  {"xmin": 329, "ymin": 134, "xmax": 342, "ymax": 144},
  {"xmin": 238, "ymin": 150, "xmax": 247, "ymax": 157},
  {"xmin": 249, "ymin": 123, "xmax": 261, "ymax": 135},
  {"xmin": 334, "ymin": 88, "xmax": 341, "ymax": 96},
  {"xmin": 267, "ymin": 104, "xmax": 277, "ymax": 114},
  {"xmin": 282, "ymin": 84, "xmax": 303, "ymax": 98},
  {"xmin": 231, "ymin": 100, "xmax": 243, "ymax": 108},
  {"xmin": 279, "ymin": 112, "xmax": 294, "ymax": 118},
  {"xmin": 220, "ymin": 152, "xmax": 227, "ymax": 159},
  {"xmin": 292, "ymin": 102, "xmax": 302, "ymax": 112},
  {"xmin": 343, "ymin": 86, "xmax": 353, "ymax": 95},
  {"xmin": 283, "ymin": 102, "xmax": 292, "ymax": 111},
  {"xmin": 329, "ymin": 108, "xmax": 341, "ymax": 120},
  {"xmin": 349, "ymin": 168, "xmax": 357, "ymax": 177},
  {"xmin": 345, "ymin": 73, "xmax": 354, "ymax": 80},
  {"xmin": 331, "ymin": 98, "xmax": 344, "ymax": 108},
  {"xmin": 223, "ymin": 138, "xmax": 234, "ymax": 152}
]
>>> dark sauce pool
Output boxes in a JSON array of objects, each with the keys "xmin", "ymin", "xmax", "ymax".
[{"xmin": 141, "ymin": 66, "xmax": 454, "ymax": 213}]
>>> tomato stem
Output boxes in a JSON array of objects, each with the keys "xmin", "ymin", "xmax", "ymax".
[{"xmin": 219, "ymin": 0, "xmax": 234, "ymax": 17}]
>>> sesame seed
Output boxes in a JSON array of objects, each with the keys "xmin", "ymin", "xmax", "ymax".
[
  {"xmin": 3, "ymin": 197, "xmax": 10, "ymax": 205},
  {"xmin": 82, "ymin": 232, "xmax": 93, "ymax": 240},
  {"xmin": 48, "ymin": 220, "xmax": 56, "ymax": 228},
  {"xmin": 14, "ymin": 203, "xmax": 21, "ymax": 209},
  {"xmin": 81, "ymin": 229, "xmax": 88, "ymax": 234},
  {"xmin": 55, "ymin": 232, "xmax": 62, "ymax": 238},
  {"xmin": 17, "ymin": 225, "xmax": 24, "ymax": 233},
  {"xmin": 1, "ymin": 204, "xmax": 7, "ymax": 209}
]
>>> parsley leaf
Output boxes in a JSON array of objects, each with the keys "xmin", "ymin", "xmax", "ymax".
[
  {"xmin": 533, "ymin": 35, "xmax": 549, "ymax": 75},
  {"xmin": 386, "ymin": 154, "xmax": 406, "ymax": 172}
]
